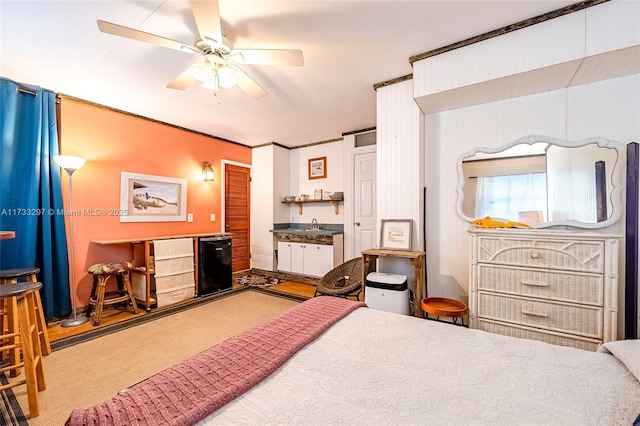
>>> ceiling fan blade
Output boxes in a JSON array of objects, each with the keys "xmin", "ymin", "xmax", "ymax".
[
  {"xmin": 190, "ymin": 0, "xmax": 223, "ymax": 45},
  {"xmin": 234, "ymin": 68, "xmax": 267, "ymax": 99},
  {"xmin": 97, "ymin": 20, "xmax": 188, "ymax": 52},
  {"xmin": 167, "ymin": 67, "xmax": 197, "ymax": 90},
  {"xmin": 232, "ymin": 49, "xmax": 304, "ymax": 67}
]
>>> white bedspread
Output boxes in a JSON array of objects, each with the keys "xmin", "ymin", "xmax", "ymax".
[{"xmin": 199, "ymin": 307, "xmax": 640, "ymax": 425}]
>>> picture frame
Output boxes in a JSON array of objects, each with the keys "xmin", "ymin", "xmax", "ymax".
[
  {"xmin": 380, "ymin": 219, "xmax": 413, "ymax": 251},
  {"xmin": 119, "ymin": 172, "xmax": 187, "ymax": 222},
  {"xmin": 308, "ymin": 156, "xmax": 327, "ymax": 180}
]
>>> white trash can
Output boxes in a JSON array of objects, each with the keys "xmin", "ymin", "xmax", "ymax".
[{"xmin": 365, "ymin": 272, "xmax": 409, "ymax": 315}]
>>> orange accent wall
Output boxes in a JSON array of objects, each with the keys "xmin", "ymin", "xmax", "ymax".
[{"xmin": 58, "ymin": 98, "xmax": 251, "ymax": 308}]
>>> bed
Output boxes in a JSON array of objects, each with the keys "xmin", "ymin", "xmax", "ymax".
[{"xmin": 67, "ymin": 296, "xmax": 640, "ymax": 425}]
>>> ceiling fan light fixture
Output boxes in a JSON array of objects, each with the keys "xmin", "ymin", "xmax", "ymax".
[
  {"xmin": 190, "ymin": 62, "xmax": 212, "ymax": 83},
  {"xmin": 216, "ymin": 65, "xmax": 237, "ymax": 89},
  {"xmin": 202, "ymin": 78, "xmax": 219, "ymax": 91}
]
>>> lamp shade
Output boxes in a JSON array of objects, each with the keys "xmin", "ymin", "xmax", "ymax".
[{"xmin": 54, "ymin": 155, "xmax": 86, "ymax": 171}]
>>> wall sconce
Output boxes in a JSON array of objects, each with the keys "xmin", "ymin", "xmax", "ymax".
[{"xmin": 202, "ymin": 161, "xmax": 215, "ymax": 182}]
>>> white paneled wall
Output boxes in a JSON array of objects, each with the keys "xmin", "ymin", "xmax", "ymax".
[
  {"xmin": 414, "ymin": 11, "xmax": 585, "ymax": 98},
  {"xmin": 273, "ymin": 145, "xmax": 291, "ymax": 224},
  {"xmin": 585, "ymin": 0, "xmax": 640, "ymax": 56},
  {"xmin": 567, "ymin": 75, "xmax": 640, "ymax": 143},
  {"xmin": 413, "ymin": 1, "xmax": 640, "ymax": 117},
  {"xmin": 288, "ymin": 141, "xmax": 345, "ymax": 225},
  {"xmin": 251, "ymin": 146, "xmax": 276, "ymax": 270},
  {"xmin": 376, "ymin": 79, "xmax": 424, "ymax": 285}
]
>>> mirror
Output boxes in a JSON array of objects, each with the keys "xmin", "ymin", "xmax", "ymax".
[{"xmin": 456, "ymin": 135, "xmax": 625, "ymax": 229}]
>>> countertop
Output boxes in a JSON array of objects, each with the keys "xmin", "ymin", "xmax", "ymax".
[{"xmin": 270, "ymin": 228, "xmax": 343, "ymax": 236}]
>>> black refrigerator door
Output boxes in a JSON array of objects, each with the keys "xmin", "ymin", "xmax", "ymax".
[{"xmin": 199, "ymin": 237, "xmax": 232, "ymax": 296}]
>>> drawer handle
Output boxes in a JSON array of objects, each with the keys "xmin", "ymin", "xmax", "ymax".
[
  {"xmin": 530, "ymin": 251, "xmax": 540, "ymax": 259},
  {"xmin": 522, "ymin": 310, "xmax": 548, "ymax": 318},
  {"xmin": 521, "ymin": 281, "xmax": 549, "ymax": 287}
]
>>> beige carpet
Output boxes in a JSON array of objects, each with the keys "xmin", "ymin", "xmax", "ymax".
[{"xmin": 13, "ymin": 291, "xmax": 298, "ymax": 425}]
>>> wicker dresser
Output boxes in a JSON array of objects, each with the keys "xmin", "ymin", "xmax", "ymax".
[{"xmin": 468, "ymin": 229, "xmax": 620, "ymax": 351}]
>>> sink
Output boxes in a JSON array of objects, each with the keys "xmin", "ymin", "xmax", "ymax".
[{"xmin": 305, "ymin": 227, "xmax": 322, "ymax": 232}]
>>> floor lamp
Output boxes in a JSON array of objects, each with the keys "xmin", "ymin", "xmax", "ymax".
[{"xmin": 54, "ymin": 155, "xmax": 90, "ymax": 327}]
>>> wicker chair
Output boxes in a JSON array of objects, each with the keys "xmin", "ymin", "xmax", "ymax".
[{"xmin": 314, "ymin": 258, "xmax": 363, "ymax": 300}]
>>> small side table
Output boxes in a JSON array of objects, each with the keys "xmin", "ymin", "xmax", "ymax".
[
  {"xmin": 361, "ymin": 249, "xmax": 425, "ymax": 318},
  {"xmin": 421, "ymin": 297, "xmax": 468, "ymax": 326}
]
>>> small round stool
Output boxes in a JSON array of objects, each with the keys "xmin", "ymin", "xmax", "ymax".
[
  {"xmin": 86, "ymin": 262, "xmax": 138, "ymax": 326},
  {"xmin": 421, "ymin": 297, "xmax": 468, "ymax": 326},
  {"xmin": 0, "ymin": 268, "xmax": 52, "ymax": 368},
  {"xmin": 0, "ymin": 282, "xmax": 46, "ymax": 418}
]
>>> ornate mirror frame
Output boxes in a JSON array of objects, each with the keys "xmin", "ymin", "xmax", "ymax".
[{"xmin": 456, "ymin": 135, "xmax": 625, "ymax": 229}]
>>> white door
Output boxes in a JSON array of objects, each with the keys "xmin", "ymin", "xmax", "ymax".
[{"xmin": 353, "ymin": 151, "xmax": 377, "ymax": 258}]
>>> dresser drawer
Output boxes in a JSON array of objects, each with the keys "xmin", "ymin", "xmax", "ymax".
[
  {"xmin": 475, "ymin": 236, "xmax": 604, "ymax": 273},
  {"xmin": 477, "ymin": 264, "xmax": 603, "ymax": 306},
  {"xmin": 478, "ymin": 292, "xmax": 603, "ymax": 339},
  {"xmin": 477, "ymin": 319, "xmax": 601, "ymax": 351}
]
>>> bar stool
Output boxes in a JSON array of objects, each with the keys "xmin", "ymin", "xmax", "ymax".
[
  {"xmin": 0, "ymin": 268, "xmax": 52, "ymax": 375},
  {"xmin": 86, "ymin": 261, "xmax": 138, "ymax": 326},
  {"xmin": 0, "ymin": 282, "xmax": 46, "ymax": 418}
]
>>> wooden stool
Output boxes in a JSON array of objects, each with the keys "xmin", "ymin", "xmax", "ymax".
[
  {"xmin": 0, "ymin": 282, "xmax": 46, "ymax": 418},
  {"xmin": 421, "ymin": 297, "xmax": 468, "ymax": 326},
  {"xmin": 86, "ymin": 262, "xmax": 138, "ymax": 326},
  {"xmin": 0, "ymin": 268, "xmax": 52, "ymax": 369}
]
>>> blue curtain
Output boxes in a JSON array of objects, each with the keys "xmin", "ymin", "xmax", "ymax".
[{"xmin": 0, "ymin": 77, "xmax": 71, "ymax": 320}]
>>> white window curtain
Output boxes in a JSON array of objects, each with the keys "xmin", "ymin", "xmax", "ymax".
[{"xmin": 475, "ymin": 173, "xmax": 547, "ymax": 221}]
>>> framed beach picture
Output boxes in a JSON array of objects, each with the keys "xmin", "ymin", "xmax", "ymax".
[
  {"xmin": 119, "ymin": 172, "xmax": 187, "ymax": 222},
  {"xmin": 308, "ymin": 156, "xmax": 327, "ymax": 180},
  {"xmin": 380, "ymin": 219, "xmax": 413, "ymax": 251}
]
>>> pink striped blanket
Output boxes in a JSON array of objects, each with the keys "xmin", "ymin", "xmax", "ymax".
[{"xmin": 66, "ymin": 296, "xmax": 366, "ymax": 426}]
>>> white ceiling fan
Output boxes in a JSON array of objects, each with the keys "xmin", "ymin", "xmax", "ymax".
[{"xmin": 97, "ymin": 0, "xmax": 304, "ymax": 99}]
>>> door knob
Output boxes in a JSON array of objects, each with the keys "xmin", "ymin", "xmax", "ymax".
[
  {"xmin": 225, "ymin": 224, "xmax": 230, "ymax": 228},
  {"xmin": 354, "ymin": 222, "xmax": 360, "ymax": 226}
]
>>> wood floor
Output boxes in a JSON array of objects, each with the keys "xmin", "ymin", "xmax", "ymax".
[{"xmin": 46, "ymin": 280, "xmax": 317, "ymax": 342}]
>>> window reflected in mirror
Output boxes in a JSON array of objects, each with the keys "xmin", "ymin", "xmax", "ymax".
[{"xmin": 458, "ymin": 137, "xmax": 622, "ymax": 228}]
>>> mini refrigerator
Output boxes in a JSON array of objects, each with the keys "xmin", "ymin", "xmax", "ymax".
[{"xmin": 198, "ymin": 236, "xmax": 233, "ymax": 296}]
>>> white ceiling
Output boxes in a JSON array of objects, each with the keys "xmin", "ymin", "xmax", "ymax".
[{"xmin": 0, "ymin": 0, "xmax": 581, "ymax": 148}]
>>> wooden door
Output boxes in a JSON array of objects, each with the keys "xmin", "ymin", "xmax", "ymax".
[{"xmin": 225, "ymin": 164, "xmax": 251, "ymax": 272}]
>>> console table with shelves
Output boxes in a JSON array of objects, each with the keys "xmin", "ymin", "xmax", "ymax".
[{"xmin": 92, "ymin": 233, "xmax": 228, "ymax": 311}]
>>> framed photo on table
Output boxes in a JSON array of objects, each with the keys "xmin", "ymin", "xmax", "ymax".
[
  {"xmin": 308, "ymin": 157, "xmax": 327, "ymax": 180},
  {"xmin": 380, "ymin": 219, "xmax": 413, "ymax": 251}
]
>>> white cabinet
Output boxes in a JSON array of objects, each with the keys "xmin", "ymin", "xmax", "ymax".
[
  {"xmin": 277, "ymin": 241, "xmax": 292, "ymax": 272},
  {"xmin": 290, "ymin": 242, "xmax": 304, "ymax": 274},
  {"xmin": 303, "ymin": 244, "xmax": 334, "ymax": 277},
  {"xmin": 277, "ymin": 241, "xmax": 335, "ymax": 277},
  {"xmin": 468, "ymin": 228, "xmax": 620, "ymax": 351}
]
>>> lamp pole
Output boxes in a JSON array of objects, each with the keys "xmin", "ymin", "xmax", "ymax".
[{"xmin": 54, "ymin": 155, "xmax": 89, "ymax": 327}]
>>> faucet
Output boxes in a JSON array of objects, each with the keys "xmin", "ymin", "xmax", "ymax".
[{"xmin": 311, "ymin": 218, "xmax": 320, "ymax": 231}]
